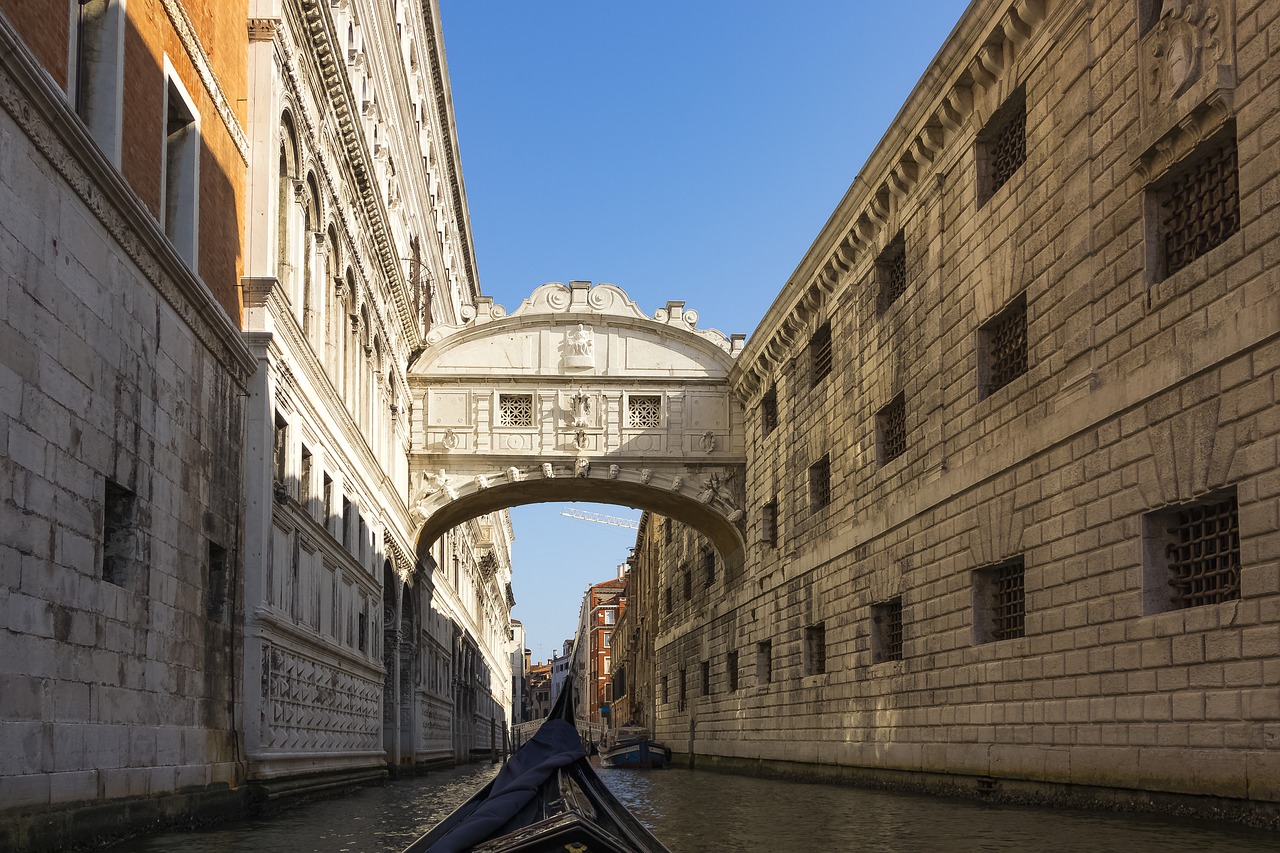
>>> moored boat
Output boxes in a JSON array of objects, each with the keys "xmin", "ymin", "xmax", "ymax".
[
  {"xmin": 402, "ymin": 690, "xmax": 670, "ymax": 853},
  {"xmin": 599, "ymin": 725, "xmax": 672, "ymax": 770}
]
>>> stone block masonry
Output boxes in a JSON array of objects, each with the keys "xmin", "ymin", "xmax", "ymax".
[{"xmin": 639, "ymin": 0, "xmax": 1280, "ymax": 825}]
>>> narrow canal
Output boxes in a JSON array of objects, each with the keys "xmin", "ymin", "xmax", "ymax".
[{"xmin": 107, "ymin": 762, "xmax": 1277, "ymax": 852}]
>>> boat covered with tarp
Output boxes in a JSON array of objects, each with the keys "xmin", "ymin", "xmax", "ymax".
[
  {"xmin": 402, "ymin": 688, "xmax": 671, "ymax": 853},
  {"xmin": 599, "ymin": 725, "xmax": 672, "ymax": 770}
]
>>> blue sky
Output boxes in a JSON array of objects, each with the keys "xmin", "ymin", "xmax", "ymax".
[{"xmin": 438, "ymin": 1, "xmax": 970, "ymax": 662}]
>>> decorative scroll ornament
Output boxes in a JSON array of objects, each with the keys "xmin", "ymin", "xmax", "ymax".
[
  {"xmin": 442, "ymin": 428, "xmax": 459, "ymax": 450},
  {"xmin": 699, "ymin": 431, "xmax": 716, "ymax": 453},
  {"xmin": 698, "ymin": 473, "xmax": 724, "ymax": 505},
  {"xmin": 573, "ymin": 429, "xmax": 588, "ymax": 451},
  {"xmin": 564, "ymin": 324, "xmax": 595, "ymax": 369},
  {"xmin": 569, "ymin": 389, "xmax": 592, "ymax": 427},
  {"xmin": 1146, "ymin": 1, "xmax": 1223, "ymax": 105}
]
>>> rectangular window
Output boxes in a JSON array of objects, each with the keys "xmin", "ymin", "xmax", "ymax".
[
  {"xmin": 664, "ymin": 518, "xmax": 673, "ymax": 545},
  {"xmin": 872, "ymin": 597, "xmax": 903, "ymax": 663},
  {"xmin": 757, "ymin": 639, "xmax": 773, "ymax": 685},
  {"xmin": 358, "ymin": 606, "xmax": 369, "ymax": 653},
  {"xmin": 809, "ymin": 454, "xmax": 832, "ymax": 512},
  {"xmin": 678, "ymin": 667, "xmax": 687, "ymax": 711},
  {"xmin": 627, "ymin": 395, "xmax": 662, "ymax": 428},
  {"xmin": 979, "ymin": 293, "xmax": 1028, "ymax": 398},
  {"xmin": 1151, "ymin": 126, "xmax": 1239, "ymax": 282},
  {"xmin": 71, "ymin": 0, "xmax": 124, "ymax": 163},
  {"xmin": 665, "ymin": 586, "xmax": 673, "ymax": 614},
  {"xmin": 761, "ymin": 385, "xmax": 778, "ymax": 436},
  {"xmin": 702, "ymin": 547, "xmax": 715, "ymax": 587},
  {"xmin": 876, "ymin": 231, "xmax": 909, "ymax": 312},
  {"xmin": 701, "ymin": 660, "xmax": 711, "ymax": 695},
  {"xmin": 323, "ymin": 474, "xmax": 334, "ymax": 533},
  {"xmin": 161, "ymin": 68, "xmax": 200, "ymax": 266},
  {"xmin": 973, "ymin": 557, "xmax": 1026, "ymax": 644},
  {"xmin": 604, "ymin": 609, "xmax": 615, "ymax": 625},
  {"xmin": 762, "ymin": 498, "xmax": 779, "ymax": 548},
  {"xmin": 661, "ymin": 674, "xmax": 669, "ymax": 704},
  {"xmin": 809, "ymin": 322, "xmax": 833, "ymax": 386},
  {"xmin": 1142, "ymin": 489, "xmax": 1240, "ymax": 613},
  {"xmin": 978, "ymin": 86, "xmax": 1027, "ymax": 206},
  {"xmin": 727, "ymin": 650, "xmax": 739, "ymax": 692},
  {"xmin": 342, "ymin": 497, "xmax": 352, "ymax": 549},
  {"xmin": 497, "ymin": 393, "xmax": 534, "ymax": 427},
  {"xmin": 877, "ymin": 392, "xmax": 907, "ymax": 466},
  {"xmin": 682, "ymin": 566, "xmax": 692, "ymax": 601},
  {"xmin": 804, "ymin": 623, "xmax": 826, "ymax": 676},
  {"xmin": 603, "ymin": 631, "xmax": 611, "ymax": 648},
  {"xmin": 273, "ymin": 414, "xmax": 288, "ymax": 484},
  {"xmin": 101, "ymin": 479, "xmax": 136, "ymax": 586},
  {"xmin": 207, "ymin": 541, "xmax": 228, "ymax": 621},
  {"xmin": 299, "ymin": 445, "xmax": 313, "ymax": 511}
]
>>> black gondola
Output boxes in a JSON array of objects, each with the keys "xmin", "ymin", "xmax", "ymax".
[{"xmin": 402, "ymin": 687, "xmax": 672, "ymax": 853}]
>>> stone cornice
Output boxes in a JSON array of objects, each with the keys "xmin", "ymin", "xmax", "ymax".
[
  {"xmin": 420, "ymin": 0, "xmax": 481, "ymax": 303},
  {"xmin": 0, "ymin": 11, "xmax": 255, "ymax": 384},
  {"xmin": 731, "ymin": 0, "xmax": 1053, "ymax": 403},
  {"xmin": 159, "ymin": 0, "xmax": 250, "ymax": 163}
]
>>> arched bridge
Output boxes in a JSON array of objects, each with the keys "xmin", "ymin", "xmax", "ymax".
[{"xmin": 407, "ymin": 281, "xmax": 748, "ymax": 565}]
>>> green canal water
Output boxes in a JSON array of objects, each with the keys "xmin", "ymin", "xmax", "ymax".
[{"xmin": 105, "ymin": 762, "xmax": 1278, "ymax": 852}]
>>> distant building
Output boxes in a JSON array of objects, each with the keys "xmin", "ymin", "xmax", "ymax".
[
  {"xmin": 549, "ymin": 638, "xmax": 574, "ymax": 707},
  {"xmin": 527, "ymin": 661, "xmax": 552, "ymax": 719},
  {"xmin": 570, "ymin": 569, "xmax": 627, "ymax": 728}
]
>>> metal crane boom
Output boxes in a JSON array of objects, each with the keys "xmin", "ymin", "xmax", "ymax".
[{"xmin": 559, "ymin": 508, "xmax": 640, "ymax": 530}]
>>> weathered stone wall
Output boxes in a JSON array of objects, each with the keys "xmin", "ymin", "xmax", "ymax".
[
  {"xmin": 649, "ymin": 0, "xmax": 1280, "ymax": 815},
  {"xmin": 0, "ymin": 2, "xmax": 254, "ymax": 848}
]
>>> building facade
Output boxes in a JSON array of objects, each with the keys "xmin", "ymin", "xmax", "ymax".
[
  {"xmin": 569, "ymin": 574, "xmax": 626, "ymax": 728},
  {"xmin": 625, "ymin": 0, "xmax": 1280, "ymax": 820},
  {"xmin": 1, "ymin": 1, "xmax": 516, "ymax": 848}
]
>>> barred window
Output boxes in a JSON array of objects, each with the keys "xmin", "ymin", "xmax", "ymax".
[
  {"xmin": 628, "ymin": 395, "xmax": 662, "ymax": 428},
  {"xmin": 877, "ymin": 392, "xmax": 906, "ymax": 465},
  {"xmin": 761, "ymin": 386, "xmax": 778, "ymax": 436},
  {"xmin": 872, "ymin": 597, "xmax": 903, "ymax": 663},
  {"xmin": 804, "ymin": 623, "xmax": 826, "ymax": 675},
  {"xmin": 702, "ymin": 547, "xmax": 715, "ymax": 587},
  {"xmin": 809, "ymin": 322, "xmax": 833, "ymax": 386},
  {"xmin": 1153, "ymin": 128, "xmax": 1239, "ymax": 281},
  {"xmin": 809, "ymin": 454, "xmax": 832, "ymax": 512},
  {"xmin": 101, "ymin": 479, "xmax": 137, "ymax": 586},
  {"xmin": 679, "ymin": 667, "xmax": 687, "ymax": 711},
  {"xmin": 762, "ymin": 498, "xmax": 779, "ymax": 548},
  {"xmin": 701, "ymin": 660, "xmax": 711, "ymax": 695},
  {"xmin": 497, "ymin": 393, "xmax": 534, "ymax": 427},
  {"xmin": 683, "ymin": 566, "xmax": 692, "ymax": 600},
  {"xmin": 1143, "ymin": 490, "xmax": 1240, "ymax": 613},
  {"xmin": 876, "ymin": 231, "xmax": 909, "ymax": 312},
  {"xmin": 727, "ymin": 649, "xmax": 739, "ymax": 692},
  {"xmin": 665, "ymin": 586, "xmax": 672, "ymax": 614},
  {"xmin": 979, "ymin": 87, "xmax": 1027, "ymax": 205},
  {"xmin": 973, "ymin": 558, "xmax": 1026, "ymax": 644},
  {"xmin": 980, "ymin": 293, "xmax": 1028, "ymax": 398}
]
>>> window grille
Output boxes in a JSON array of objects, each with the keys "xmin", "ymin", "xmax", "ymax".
[
  {"xmin": 762, "ymin": 498, "xmax": 779, "ymax": 548},
  {"xmin": 683, "ymin": 567, "xmax": 692, "ymax": 600},
  {"xmin": 628, "ymin": 395, "xmax": 661, "ymax": 428},
  {"xmin": 665, "ymin": 586, "xmax": 672, "ymax": 613},
  {"xmin": 727, "ymin": 650, "xmax": 739, "ymax": 692},
  {"xmin": 809, "ymin": 322, "xmax": 833, "ymax": 386},
  {"xmin": 1159, "ymin": 132, "xmax": 1239, "ymax": 279},
  {"xmin": 982, "ymin": 294, "xmax": 1028, "ymax": 397},
  {"xmin": 497, "ymin": 393, "xmax": 534, "ymax": 427},
  {"xmin": 976, "ymin": 558, "xmax": 1025, "ymax": 643},
  {"xmin": 702, "ymin": 548, "xmax": 715, "ymax": 587},
  {"xmin": 809, "ymin": 455, "xmax": 832, "ymax": 512},
  {"xmin": 804, "ymin": 623, "xmax": 826, "ymax": 675},
  {"xmin": 873, "ymin": 598, "xmax": 903, "ymax": 663},
  {"xmin": 761, "ymin": 386, "xmax": 778, "ymax": 435},
  {"xmin": 701, "ymin": 660, "xmax": 710, "ymax": 695},
  {"xmin": 877, "ymin": 232, "xmax": 908, "ymax": 310},
  {"xmin": 679, "ymin": 667, "xmax": 687, "ymax": 711},
  {"xmin": 982, "ymin": 91, "xmax": 1027, "ymax": 202},
  {"xmin": 1151, "ymin": 494, "xmax": 1241, "ymax": 609},
  {"xmin": 877, "ymin": 393, "xmax": 906, "ymax": 465}
]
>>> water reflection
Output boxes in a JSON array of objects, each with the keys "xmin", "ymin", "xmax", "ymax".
[
  {"xmin": 598, "ymin": 765, "xmax": 1277, "ymax": 853},
  {"xmin": 106, "ymin": 761, "xmax": 1277, "ymax": 853}
]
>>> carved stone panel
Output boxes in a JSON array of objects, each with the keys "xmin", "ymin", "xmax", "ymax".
[{"xmin": 1137, "ymin": 0, "xmax": 1235, "ymax": 157}]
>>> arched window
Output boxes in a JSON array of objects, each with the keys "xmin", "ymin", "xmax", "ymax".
[
  {"xmin": 277, "ymin": 115, "xmax": 299, "ymax": 292},
  {"xmin": 326, "ymin": 226, "xmax": 341, "ymax": 377},
  {"xmin": 301, "ymin": 173, "xmax": 320, "ymax": 340}
]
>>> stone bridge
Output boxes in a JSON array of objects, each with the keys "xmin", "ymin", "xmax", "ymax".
[{"xmin": 407, "ymin": 281, "xmax": 748, "ymax": 566}]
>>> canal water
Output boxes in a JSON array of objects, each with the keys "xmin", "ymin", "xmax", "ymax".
[{"xmin": 107, "ymin": 762, "xmax": 1278, "ymax": 852}]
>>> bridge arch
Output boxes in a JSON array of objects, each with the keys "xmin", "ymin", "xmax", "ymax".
[{"xmin": 407, "ymin": 281, "xmax": 748, "ymax": 565}]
